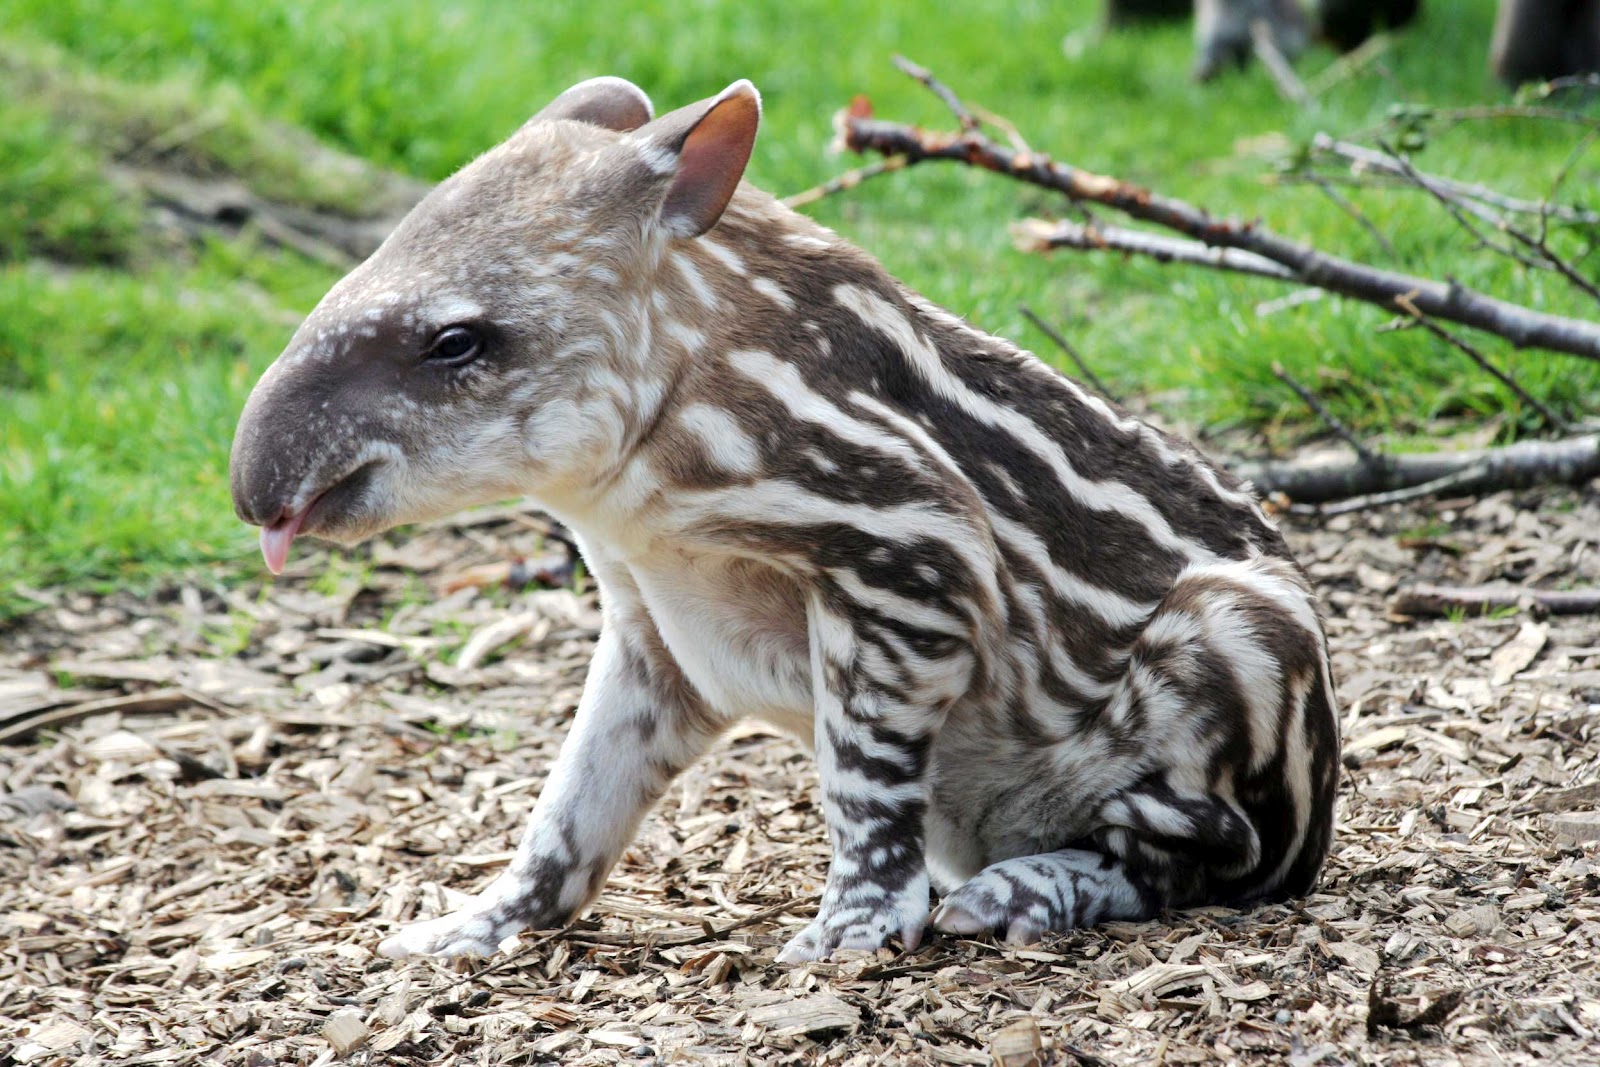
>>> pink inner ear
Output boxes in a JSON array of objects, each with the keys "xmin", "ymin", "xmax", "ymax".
[{"xmin": 660, "ymin": 90, "xmax": 760, "ymax": 238}]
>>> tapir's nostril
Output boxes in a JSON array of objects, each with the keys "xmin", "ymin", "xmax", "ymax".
[{"xmin": 236, "ymin": 490, "xmax": 287, "ymax": 529}]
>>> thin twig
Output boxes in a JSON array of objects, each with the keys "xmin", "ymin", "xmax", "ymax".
[
  {"xmin": 1310, "ymin": 134, "xmax": 1600, "ymax": 225},
  {"xmin": 837, "ymin": 74, "xmax": 1600, "ymax": 360},
  {"xmin": 1518, "ymin": 126, "xmax": 1600, "ymax": 307},
  {"xmin": 782, "ymin": 155, "xmax": 908, "ymax": 209},
  {"xmin": 1017, "ymin": 304, "xmax": 1115, "ymax": 400},
  {"xmin": 1304, "ymin": 173, "xmax": 1397, "ymax": 256},
  {"xmin": 1537, "ymin": 126, "xmax": 1600, "ymax": 243},
  {"xmin": 1371, "ymin": 138, "xmax": 1600, "ymax": 308},
  {"xmin": 1373, "ymin": 139, "xmax": 1550, "ymax": 270},
  {"xmin": 1522, "ymin": 73, "xmax": 1600, "ymax": 102},
  {"xmin": 1255, "ymin": 288, "xmax": 1327, "ymax": 317},
  {"xmin": 1270, "ymin": 362, "xmax": 1384, "ymax": 469},
  {"xmin": 1299, "ymin": 462, "xmax": 1490, "ymax": 516},
  {"xmin": 1393, "ymin": 294, "xmax": 1572, "ymax": 434},
  {"xmin": 1304, "ymin": 32, "xmax": 1394, "ymax": 98},
  {"xmin": 970, "ymin": 103, "xmax": 1031, "ymax": 153},
  {"xmin": 1426, "ymin": 104, "xmax": 1600, "ymax": 128},
  {"xmin": 1250, "ymin": 18, "xmax": 1309, "ymax": 106},
  {"xmin": 892, "ymin": 54, "xmax": 979, "ymax": 132}
]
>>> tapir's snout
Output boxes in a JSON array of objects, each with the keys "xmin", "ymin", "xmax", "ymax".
[{"xmin": 230, "ymin": 348, "xmax": 396, "ymax": 574}]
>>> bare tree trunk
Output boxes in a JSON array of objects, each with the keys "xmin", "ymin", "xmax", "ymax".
[
  {"xmin": 1317, "ymin": 0, "xmax": 1421, "ymax": 52},
  {"xmin": 1492, "ymin": 0, "xmax": 1600, "ymax": 87},
  {"xmin": 1105, "ymin": 0, "xmax": 1190, "ymax": 23},
  {"xmin": 1195, "ymin": 0, "xmax": 1309, "ymax": 80}
]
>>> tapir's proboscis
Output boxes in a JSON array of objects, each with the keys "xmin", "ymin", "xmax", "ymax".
[{"xmin": 231, "ymin": 76, "xmax": 1340, "ymax": 963}]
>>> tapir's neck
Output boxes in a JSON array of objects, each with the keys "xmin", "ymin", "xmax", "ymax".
[{"xmin": 529, "ymin": 191, "xmax": 983, "ymax": 556}]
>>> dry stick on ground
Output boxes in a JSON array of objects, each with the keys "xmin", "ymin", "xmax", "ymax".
[
  {"xmin": 1389, "ymin": 584, "xmax": 1600, "ymax": 618},
  {"xmin": 1393, "ymin": 293, "xmax": 1573, "ymax": 434},
  {"xmin": 1299, "ymin": 462, "xmax": 1490, "ymax": 517},
  {"xmin": 1017, "ymin": 305, "xmax": 1115, "ymax": 400},
  {"xmin": 1232, "ymin": 433, "xmax": 1600, "ymax": 503},
  {"xmin": 835, "ymin": 64, "xmax": 1600, "ymax": 361}
]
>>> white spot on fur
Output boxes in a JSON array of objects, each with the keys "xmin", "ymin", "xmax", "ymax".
[
  {"xmin": 699, "ymin": 240, "xmax": 747, "ymax": 276},
  {"xmin": 671, "ymin": 251, "xmax": 718, "ymax": 309},
  {"xmin": 751, "ymin": 277, "xmax": 795, "ymax": 311},
  {"xmin": 677, "ymin": 403, "xmax": 762, "ymax": 476}
]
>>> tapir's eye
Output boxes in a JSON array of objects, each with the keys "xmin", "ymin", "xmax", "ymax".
[{"xmin": 425, "ymin": 325, "xmax": 483, "ymax": 365}]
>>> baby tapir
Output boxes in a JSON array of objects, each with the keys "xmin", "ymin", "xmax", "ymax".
[{"xmin": 230, "ymin": 76, "xmax": 1340, "ymax": 963}]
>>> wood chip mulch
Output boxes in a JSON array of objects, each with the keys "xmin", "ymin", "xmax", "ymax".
[{"xmin": 3, "ymin": 487, "xmax": 1599, "ymax": 1066}]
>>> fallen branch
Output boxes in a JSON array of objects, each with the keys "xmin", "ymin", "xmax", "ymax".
[
  {"xmin": 834, "ymin": 65, "xmax": 1600, "ymax": 361},
  {"xmin": 0, "ymin": 687, "xmax": 224, "ymax": 745},
  {"xmin": 1388, "ymin": 584, "xmax": 1600, "ymax": 618},
  {"xmin": 1230, "ymin": 433, "xmax": 1600, "ymax": 503}
]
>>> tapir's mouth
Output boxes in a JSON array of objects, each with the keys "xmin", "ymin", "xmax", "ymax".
[{"xmin": 257, "ymin": 460, "xmax": 385, "ymax": 575}]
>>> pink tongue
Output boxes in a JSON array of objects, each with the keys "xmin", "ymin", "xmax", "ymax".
[{"xmin": 259, "ymin": 514, "xmax": 303, "ymax": 576}]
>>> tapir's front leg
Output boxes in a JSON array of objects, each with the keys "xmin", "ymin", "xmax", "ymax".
[
  {"xmin": 776, "ymin": 593, "xmax": 962, "ymax": 962},
  {"xmin": 380, "ymin": 582, "xmax": 721, "ymax": 960}
]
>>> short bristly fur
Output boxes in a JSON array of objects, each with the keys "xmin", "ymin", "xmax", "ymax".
[{"xmin": 230, "ymin": 77, "xmax": 1340, "ymax": 963}]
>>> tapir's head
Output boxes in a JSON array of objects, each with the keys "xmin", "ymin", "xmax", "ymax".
[{"xmin": 230, "ymin": 76, "xmax": 761, "ymax": 573}]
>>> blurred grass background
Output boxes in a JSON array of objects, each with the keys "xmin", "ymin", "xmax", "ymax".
[{"xmin": 1, "ymin": 0, "xmax": 1596, "ymax": 619}]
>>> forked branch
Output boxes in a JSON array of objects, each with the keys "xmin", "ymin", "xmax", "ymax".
[{"xmin": 832, "ymin": 65, "xmax": 1600, "ymax": 362}]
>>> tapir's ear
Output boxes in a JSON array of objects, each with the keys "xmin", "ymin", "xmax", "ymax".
[
  {"xmin": 531, "ymin": 76, "xmax": 655, "ymax": 132},
  {"xmin": 630, "ymin": 80, "xmax": 761, "ymax": 238}
]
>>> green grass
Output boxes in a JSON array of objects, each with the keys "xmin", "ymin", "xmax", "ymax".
[{"xmin": 1, "ymin": 0, "xmax": 1597, "ymax": 618}]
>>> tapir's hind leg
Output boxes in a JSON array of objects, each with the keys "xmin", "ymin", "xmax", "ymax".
[{"xmin": 931, "ymin": 557, "xmax": 1339, "ymax": 944}]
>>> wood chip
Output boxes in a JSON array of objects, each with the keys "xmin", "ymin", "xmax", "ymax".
[
  {"xmin": 989, "ymin": 1016, "xmax": 1044, "ymax": 1067},
  {"xmin": 1548, "ymin": 813, "xmax": 1600, "ymax": 844},
  {"xmin": 1489, "ymin": 621, "xmax": 1548, "ymax": 685},
  {"xmin": 745, "ymin": 992, "xmax": 860, "ymax": 1036},
  {"xmin": 321, "ymin": 1009, "xmax": 369, "ymax": 1055}
]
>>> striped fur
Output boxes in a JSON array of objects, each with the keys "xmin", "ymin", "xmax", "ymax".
[{"xmin": 230, "ymin": 77, "xmax": 1340, "ymax": 963}]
